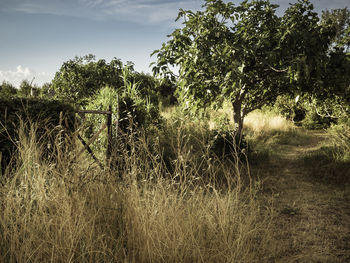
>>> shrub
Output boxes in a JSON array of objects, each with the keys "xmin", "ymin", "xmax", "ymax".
[
  {"xmin": 82, "ymin": 82, "xmax": 162, "ymax": 159},
  {"xmin": 209, "ymin": 128, "xmax": 248, "ymax": 161},
  {"xmin": 301, "ymin": 109, "xmax": 335, "ymax": 129},
  {"xmin": 209, "ymin": 115, "xmax": 249, "ymax": 161},
  {"xmin": 0, "ymin": 81, "xmax": 17, "ymax": 98},
  {"xmin": 328, "ymin": 123, "xmax": 350, "ymax": 162},
  {"xmin": 0, "ymin": 98, "xmax": 75, "ymax": 174},
  {"xmin": 273, "ymin": 95, "xmax": 306, "ymax": 123},
  {"xmin": 156, "ymin": 78, "xmax": 178, "ymax": 107}
]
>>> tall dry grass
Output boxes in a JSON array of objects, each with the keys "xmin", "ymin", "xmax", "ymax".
[
  {"xmin": 0, "ymin": 120, "xmax": 275, "ymax": 262},
  {"xmin": 244, "ymin": 110, "xmax": 293, "ymax": 135}
]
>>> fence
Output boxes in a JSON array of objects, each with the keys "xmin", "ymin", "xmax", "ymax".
[{"xmin": 74, "ymin": 105, "xmax": 115, "ymax": 170}]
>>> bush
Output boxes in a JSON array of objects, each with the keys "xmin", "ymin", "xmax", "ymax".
[
  {"xmin": 0, "ymin": 98, "xmax": 75, "ymax": 174},
  {"xmin": 301, "ymin": 109, "xmax": 335, "ymax": 130},
  {"xmin": 0, "ymin": 81, "xmax": 17, "ymax": 98},
  {"xmin": 208, "ymin": 116, "xmax": 249, "ymax": 161},
  {"xmin": 82, "ymin": 83, "xmax": 162, "ymax": 161},
  {"xmin": 156, "ymin": 78, "xmax": 178, "ymax": 107},
  {"xmin": 209, "ymin": 129, "xmax": 248, "ymax": 161},
  {"xmin": 273, "ymin": 95, "xmax": 306, "ymax": 123},
  {"xmin": 327, "ymin": 123, "xmax": 350, "ymax": 162},
  {"xmin": 273, "ymin": 95, "xmax": 339, "ymax": 129}
]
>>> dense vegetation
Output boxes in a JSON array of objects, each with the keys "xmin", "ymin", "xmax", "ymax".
[
  {"xmin": 0, "ymin": 0, "xmax": 349, "ymax": 262},
  {"xmin": 0, "ymin": 98, "xmax": 75, "ymax": 174},
  {"xmin": 152, "ymin": 0, "xmax": 349, "ymax": 137}
]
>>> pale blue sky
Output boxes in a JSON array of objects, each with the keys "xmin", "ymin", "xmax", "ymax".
[{"xmin": 0, "ymin": 0, "xmax": 349, "ymax": 87}]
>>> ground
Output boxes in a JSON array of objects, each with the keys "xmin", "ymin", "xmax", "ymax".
[{"xmin": 256, "ymin": 130, "xmax": 350, "ymax": 262}]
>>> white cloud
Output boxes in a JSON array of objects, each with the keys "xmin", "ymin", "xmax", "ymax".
[{"xmin": 0, "ymin": 66, "xmax": 53, "ymax": 88}]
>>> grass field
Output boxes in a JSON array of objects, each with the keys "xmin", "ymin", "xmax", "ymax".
[{"xmin": 0, "ymin": 109, "xmax": 349, "ymax": 262}]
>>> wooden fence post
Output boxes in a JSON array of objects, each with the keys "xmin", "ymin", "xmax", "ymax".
[{"xmin": 106, "ymin": 105, "xmax": 113, "ymax": 167}]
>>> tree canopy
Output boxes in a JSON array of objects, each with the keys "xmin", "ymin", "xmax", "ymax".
[
  {"xmin": 52, "ymin": 54, "xmax": 128, "ymax": 104},
  {"xmin": 152, "ymin": 0, "xmax": 336, "ymax": 136},
  {"xmin": 321, "ymin": 7, "xmax": 350, "ymax": 52},
  {"xmin": 0, "ymin": 81, "xmax": 17, "ymax": 98},
  {"xmin": 309, "ymin": 8, "xmax": 350, "ymax": 120}
]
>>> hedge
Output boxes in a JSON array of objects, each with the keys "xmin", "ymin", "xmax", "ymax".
[{"xmin": 0, "ymin": 98, "xmax": 75, "ymax": 173}]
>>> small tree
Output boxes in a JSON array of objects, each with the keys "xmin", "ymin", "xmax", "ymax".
[
  {"xmin": 52, "ymin": 54, "xmax": 126, "ymax": 105},
  {"xmin": 152, "ymin": 0, "xmax": 332, "ymax": 137}
]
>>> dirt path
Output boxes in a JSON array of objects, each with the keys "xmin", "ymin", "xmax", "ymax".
[{"xmin": 261, "ymin": 130, "xmax": 350, "ymax": 262}]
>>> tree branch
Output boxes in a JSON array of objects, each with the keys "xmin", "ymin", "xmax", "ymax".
[{"xmin": 268, "ymin": 65, "xmax": 289, "ymax": 73}]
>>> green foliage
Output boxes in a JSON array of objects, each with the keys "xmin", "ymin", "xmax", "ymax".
[
  {"xmin": 209, "ymin": 126, "xmax": 248, "ymax": 161},
  {"xmin": 157, "ymin": 77, "xmax": 178, "ymax": 107},
  {"xmin": 309, "ymin": 47, "xmax": 350, "ymax": 120},
  {"xmin": 152, "ymin": 0, "xmax": 332, "ymax": 136},
  {"xmin": 321, "ymin": 7, "xmax": 350, "ymax": 52},
  {"xmin": 280, "ymin": 0, "xmax": 333, "ymax": 92},
  {"xmin": 301, "ymin": 106, "xmax": 335, "ymax": 130},
  {"xmin": 128, "ymin": 71, "xmax": 159, "ymax": 105},
  {"xmin": 52, "ymin": 54, "xmax": 126, "ymax": 104},
  {"xmin": 52, "ymin": 54, "xmax": 165, "ymax": 111},
  {"xmin": 328, "ymin": 123, "xmax": 350, "ymax": 162},
  {"xmin": 273, "ymin": 95, "xmax": 306, "ymax": 123},
  {"xmin": 118, "ymin": 67, "xmax": 162, "ymax": 132},
  {"xmin": 40, "ymin": 82, "xmax": 53, "ymax": 98},
  {"xmin": 306, "ymin": 9, "xmax": 350, "ymax": 121},
  {"xmin": 273, "ymin": 97, "xmax": 338, "ymax": 130},
  {"xmin": 18, "ymin": 80, "xmax": 36, "ymax": 97},
  {"xmin": 0, "ymin": 81, "xmax": 17, "ymax": 98},
  {"xmin": 0, "ymin": 98, "xmax": 75, "ymax": 173},
  {"xmin": 82, "ymin": 86, "xmax": 119, "ymax": 153},
  {"xmin": 82, "ymin": 68, "xmax": 161, "ymax": 156}
]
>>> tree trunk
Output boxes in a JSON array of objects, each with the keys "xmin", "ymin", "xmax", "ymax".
[{"xmin": 232, "ymin": 100, "xmax": 244, "ymax": 143}]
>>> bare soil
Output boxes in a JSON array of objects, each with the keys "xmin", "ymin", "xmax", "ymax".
[{"xmin": 258, "ymin": 130, "xmax": 350, "ymax": 262}]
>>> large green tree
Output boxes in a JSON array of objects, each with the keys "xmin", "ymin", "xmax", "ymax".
[
  {"xmin": 52, "ymin": 54, "xmax": 161, "ymax": 107},
  {"xmin": 52, "ymin": 54, "xmax": 127, "ymax": 104},
  {"xmin": 152, "ymin": 0, "xmax": 333, "ymax": 136}
]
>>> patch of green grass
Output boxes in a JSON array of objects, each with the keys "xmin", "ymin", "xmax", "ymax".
[
  {"xmin": 246, "ymin": 128, "xmax": 311, "ymax": 165},
  {"xmin": 253, "ymin": 129, "xmax": 310, "ymax": 146}
]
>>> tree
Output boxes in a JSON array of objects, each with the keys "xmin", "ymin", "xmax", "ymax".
[
  {"xmin": 18, "ymin": 79, "xmax": 35, "ymax": 97},
  {"xmin": 321, "ymin": 8, "xmax": 350, "ymax": 52},
  {"xmin": 0, "ymin": 81, "xmax": 17, "ymax": 98},
  {"xmin": 152, "ymin": 0, "xmax": 333, "ymax": 137},
  {"xmin": 40, "ymin": 82, "xmax": 53, "ymax": 98},
  {"xmin": 52, "ymin": 54, "xmax": 126, "ymax": 104},
  {"xmin": 306, "ymin": 8, "xmax": 350, "ymax": 120}
]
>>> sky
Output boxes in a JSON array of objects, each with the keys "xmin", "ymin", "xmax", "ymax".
[{"xmin": 0, "ymin": 0, "xmax": 349, "ymax": 88}]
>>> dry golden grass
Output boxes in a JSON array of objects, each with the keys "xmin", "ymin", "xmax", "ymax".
[
  {"xmin": 0, "ymin": 120, "xmax": 275, "ymax": 263},
  {"xmin": 2, "ymin": 112, "xmax": 349, "ymax": 262},
  {"xmin": 244, "ymin": 110, "xmax": 294, "ymax": 135}
]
